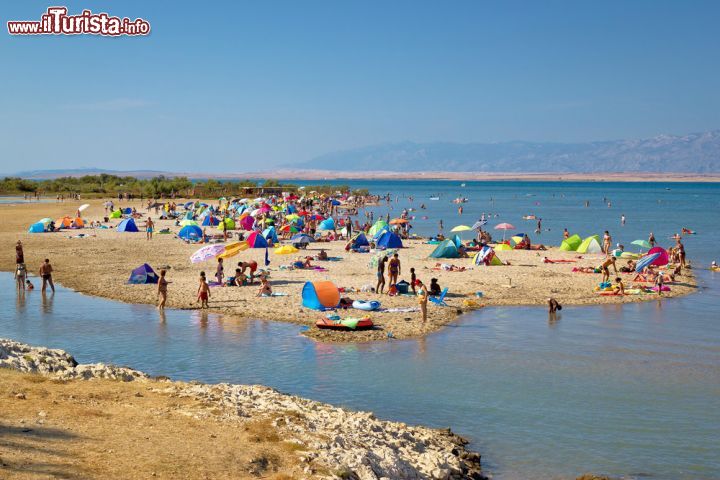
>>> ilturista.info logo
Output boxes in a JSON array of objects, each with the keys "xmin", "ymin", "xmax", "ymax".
[{"xmin": 7, "ymin": 6, "xmax": 150, "ymax": 36}]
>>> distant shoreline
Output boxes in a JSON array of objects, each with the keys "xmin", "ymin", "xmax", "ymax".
[
  {"xmin": 249, "ymin": 170, "xmax": 720, "ymax": 183},
  {"xmin": 10, "ymin": 169, "xmax": 720, "ymax": 183}
]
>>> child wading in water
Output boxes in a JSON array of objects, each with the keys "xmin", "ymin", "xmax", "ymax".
[
  {"xmin": 197, "ymin": 271, "xmax": 210, "ymax": 308},
  {"xmin": 157, "ymin": 269, "xmax": 169, "ymax": 309}
]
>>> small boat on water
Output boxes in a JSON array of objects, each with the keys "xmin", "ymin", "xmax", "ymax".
[
  {"xmin": 429, "ymin": 196, "xmax": 440, "ymax": 200},
  {"xmin": 460, "ymin": 183, "xmax": 466, "ymax": 187},
  {"xmin": 316, "ymin": 317, "xmax": 374, "ymax": 331}
]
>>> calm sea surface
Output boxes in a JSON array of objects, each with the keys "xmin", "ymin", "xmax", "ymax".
[{"xmin": 2, "ymin": 181, "xmax": 719, "ymax": 479}]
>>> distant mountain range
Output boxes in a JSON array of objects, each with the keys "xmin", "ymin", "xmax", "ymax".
[
  {"xmin": 294, "ymin": 130, "xmax": 720, "ymax": 173},
  {"xmin": 11, "ymin": 168, "xmax": 173, "ymax": 179},
  {"xmin": 6, "ymin": 130, "xmax": 720, "ymax": 178}
]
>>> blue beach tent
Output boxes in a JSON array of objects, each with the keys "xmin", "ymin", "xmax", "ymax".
[
  {"xmin": 28, "ymin": 222, "xmax": 46, "ymax": 233},
  {"xmin": 178, "ymin": 225, "xmax": 203, "ymax": 240},
  {"xmin": 376, "ymin": 231, "xmax": 403, "ymax": 249},
  {"xmin": 201, "ymin": 215, "xmax": 219, "ymax": 226},
  {"xmin": 352, "ymin": 233, "xmax": 370, "ymax": 248},
  {"xmin": 128, "ymin": 263, "xmax": 158, "ymax": 284},
  {"xmin": 117, "ymin": 218, "xmax": 139, "ymax": 232}
]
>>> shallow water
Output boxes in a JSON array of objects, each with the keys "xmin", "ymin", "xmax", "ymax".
[
  {"xmin": 2, "ymin": 273, "xmax": 719, "ymax": 479},
  {"xmin": 0, "ymin": 195, "xmax": 51, "ymax": 204},
  {"xmin": 3, "ymin": 181, "xmax": 720, "ymax": 479}
]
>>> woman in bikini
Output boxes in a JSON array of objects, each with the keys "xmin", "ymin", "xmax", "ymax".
[
  {"xmin": 603, "ymin": 231, "xmax": 612, "ymax": 255},
  {"xmin": 157, "ymin": 269, "xmax": 169, "ymax": 309},
  {"xmin": 388, "ymin": 253, "xmax": 401, "ymax": 287},
  {"xmin": 676, "ymin": 239, "xmax": 686, "ymax": 268}
]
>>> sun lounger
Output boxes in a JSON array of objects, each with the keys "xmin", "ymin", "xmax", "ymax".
[{"xmin": 429, "ymin": 287, "xmax": 449, "ymax": 306}]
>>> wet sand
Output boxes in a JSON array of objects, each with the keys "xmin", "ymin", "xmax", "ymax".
[{"xmin": 0, "ymin": 199, "xmax": 697, "ymax": 342}]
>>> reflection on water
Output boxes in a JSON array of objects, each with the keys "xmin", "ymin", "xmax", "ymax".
[
  {"xmin": 41, "ymin": 292, "xmax": 54, "ymax": 314},
  {"xmin": 2, "ymin": 273, "xmax": 718, "ymax": 480}
]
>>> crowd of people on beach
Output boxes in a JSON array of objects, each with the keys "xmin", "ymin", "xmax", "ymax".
[{"xmin": 15, "ymin": 187, "xmax": 709, "ymax": 331}]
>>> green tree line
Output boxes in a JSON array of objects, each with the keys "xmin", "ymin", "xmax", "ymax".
[{"xmin": 0, "ymin": 175, "xmax": 368, "ymax": 198}]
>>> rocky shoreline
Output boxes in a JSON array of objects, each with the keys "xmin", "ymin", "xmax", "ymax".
[{"xmin": 0, "ymin": 338, "xmax": 486, "ymax": 480}]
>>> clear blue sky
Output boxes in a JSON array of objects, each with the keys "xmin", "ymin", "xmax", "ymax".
[{"xmin": 1, "ymin": 0, "xmax": 719, "ymax": 172}]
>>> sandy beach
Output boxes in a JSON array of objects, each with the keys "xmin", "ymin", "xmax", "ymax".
[
  {"xmin": 1, "ymin": 338, "xmax": 484, "ymax": 480},
  {"xmin": 0, "ymin": 199, "xmax": 697, "ymax": 342}
]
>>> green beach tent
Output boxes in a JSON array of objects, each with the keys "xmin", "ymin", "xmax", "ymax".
[
  {"xmin": 429, "ymin": 239, "xmax": 459, "ymax": 258},
  {"xmin": 368, "ymin": 220, "xmax": 388, "ymax": 237},
  {"xmin": 110, "ymin": 209, "xmax": 122, "ymax": 219},
  {"xmin": 576, "ymin": 235, "xmax": 602, "ymax": 254},
  {"xmin": 560, "ymin": 234, "xmax": 582, "ymax": 251},
  {"xmin": 218, "ymin": 218, "xmax": 236, "ymax": 231}
]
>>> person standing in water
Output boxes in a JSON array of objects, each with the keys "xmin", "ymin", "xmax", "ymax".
[
  {"xmin": 157, "ymin": 269, "xmax": 169, "ymax": 309},
  {"xmin": 648, "ymin": 232, "xmax": 656, "ymax": 247},
  {"xmin": 621, "ymin": 214, "xmax": 626, "ymax": 226},
  {"xmin": 15, "ymin": 263, "xmax": 27, "ymax": 291},
  {"xmin": 548, "ymin": 298, "xmax": 562, "ymax": 313},
  {"xmin": 563, "ymin": 228, "xmax": 569, "ymax": 240},
  {"xmin": 39, "ymin": 258, "xmax": 55, "ymax": 294}
]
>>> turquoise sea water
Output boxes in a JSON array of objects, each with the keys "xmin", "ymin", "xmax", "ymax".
[
  {"xmin": 2, "ymin": 181, "xmax": 719, "ymax": 479},
  {"xmin": 0, "ymin": 196, "xmax": 50, "ymax": 204}
]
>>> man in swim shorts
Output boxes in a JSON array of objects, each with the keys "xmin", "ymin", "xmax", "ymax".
[
  {"xmin": 238, "ymin": 260, "xmax": 258, "ymax": 283},
  {"xmin": 600, "ymin": 257, "xmax": 617, "ymax": 284},
  {"xmin": 376, "ymin": 256, "xmax": 388, "ymax": 294},
  {"xmin": 39, "ymin": 258, "xmax": 55, "ymax": 293},
  {"xmin": 146, "ymin": 217, "xmax": 154, "ymax": 240}
]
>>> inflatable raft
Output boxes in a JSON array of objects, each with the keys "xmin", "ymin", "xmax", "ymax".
[
  {"xmin": 315, "ymin": 317, "xmax": 374, "ymax": 331},
  {"xmin": 352, "ymin": 300, "xmax": 381, "ymax": 311}
]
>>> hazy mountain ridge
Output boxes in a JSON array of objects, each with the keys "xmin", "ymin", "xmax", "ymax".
[{"xmin": 297, "ymin": 130, "xmax": 720, "ymax": 173}]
